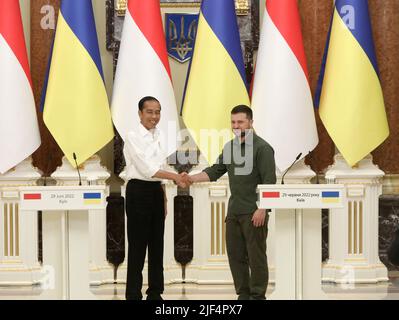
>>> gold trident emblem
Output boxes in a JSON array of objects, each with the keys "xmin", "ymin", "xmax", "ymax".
[{"xmin": 169, "ymin": 16, "xmax": 197, "ymax": 62}]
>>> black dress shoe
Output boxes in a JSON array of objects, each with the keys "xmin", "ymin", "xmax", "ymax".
[
  {"xmin": 249, "ymin": 295, "xmax": 266, "ymax": 300},
  {"xmin": 146, "ymin": 294, "xmax": 163, "ymax": 300}
]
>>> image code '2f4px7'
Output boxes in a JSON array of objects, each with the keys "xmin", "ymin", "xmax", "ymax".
[{"xmin": 154, "ymin": 304, "xmax": 243, "ymax": 318}]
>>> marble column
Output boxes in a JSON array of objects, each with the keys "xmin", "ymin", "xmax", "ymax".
[
  {"xmin": 323, "ymin": 154, "xmax": 389, "ymax": 283},
  {"xmin": 30, "ymin": 0, "xmax": 63, "ymax": 176},
  {"xmin": 0, "ymin": 159, "xmax": 42, "ymax": 286},
  {"xmin": 299, "ymin": 0, "xmax": 335, "ymax": 174}
]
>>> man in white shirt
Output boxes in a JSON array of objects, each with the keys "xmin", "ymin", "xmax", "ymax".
[{"xmin": 124, "ymin": 96, "xmax": 185, "ymax": 300}]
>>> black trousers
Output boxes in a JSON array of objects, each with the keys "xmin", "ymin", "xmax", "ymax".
[{"xmin": 125, "ymin": 179, "xmax": 165, "ymax": 300}]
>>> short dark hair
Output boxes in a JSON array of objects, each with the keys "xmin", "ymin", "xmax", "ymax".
[
  {"xmin": 231, "ymin": 105, "xmax": 253, "ymax": 120},
  {"xmin": 138, "ymin": 96, "xmax": 160, "ymax": 111}
]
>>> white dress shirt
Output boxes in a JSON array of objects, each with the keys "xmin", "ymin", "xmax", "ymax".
[{"xmin": 124, "ymin": 123, "xmax": 168, "ymax": 181}]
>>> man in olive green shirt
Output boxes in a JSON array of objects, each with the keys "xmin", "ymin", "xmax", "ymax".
[{"xmin": 184, "ymin": 105, "xmax": 276, "ymax": 300}]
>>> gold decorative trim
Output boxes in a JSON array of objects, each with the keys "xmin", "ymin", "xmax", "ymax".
[
  {"xmin": 222, "ymin": 202, "xmax": 226, "ymax": 255},
  {"xmin": 359, "ymin": 201, "xmax": 363, "ymax": 255},
  {"xmin": 343, "ymin": 258, "xmax": 368, "ymax": 262},
  {"xmin": 235, "ymin": 0, "xmax": 250, "ymax": 15},
  {"xmin": 206, "ymin": 258, "xmax": 229, "ymax": 263},
  {"xmin": 348, "ymin": 201, "xmax": 352, "ymax": 254},
  {"xmin": 211, "ymin": 203, "xmax": 214, "ymax": 255},
  {"xmin": 115, "ymin": 0, "xmax": 127, "ymax": 16},
  {"xmin": 354, "ymin": 201, "xmax": 357, "ymax": 254},
  {"xmin": 116, "ymin": 1, "xmax": 200, "ymax": 16},
  {"xmin": 1, "ymin": 190, "xmax": 19, "ymax": 200},
  {"xmin": 10, "ymin": 204, "xmax": 14, "ymax": 256},
  {"xmin": 15, "ymin": 203, "xmax": 19, "ymax": 257},
  {"xmin": 216, "ymin": 202, "xmax": 220, "ymax": 255},
  {"xmin": 115, "ymin": 1, "xmax": 248, "ymax": 15},
  {"xmin": 4, "ymin": 203, "xmax": 8, "ymax": 257},
  {"xmin": 0, "ymin": 267, "xmax": 41, "ymax": 272},
  {"xmin": 0, "ymin": 259, "xmax": 25, "ymax": 264},
  {"xmin": 0, "ymin": 183, "xmax": 38, "ymax": 188},
  {"xmin": 161, "ymin": 3, "xmax": 201, "ymax": 8}
]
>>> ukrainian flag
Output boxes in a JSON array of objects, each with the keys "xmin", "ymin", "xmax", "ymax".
[
  {"xmin": 181, "ymin": 0, "xmax": 250, "ymax": 164},
  {"xmin": 83, "ymin": 192, "xmax": 102, "ymax": 205},
  {"xmin": 316, "ymin": 0, "xmax": 389, "ymax": 167},
  {"xmin": 321, "ymin": 191, "xmax": 340, "ymax": 204},
  {"xmin": 43, "ymin": 0, "xmax": 114, "ymax": 167}
]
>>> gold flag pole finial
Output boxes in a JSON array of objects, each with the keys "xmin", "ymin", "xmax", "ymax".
[
  {"xmin": 116, "ymin": 0, "xmax": 127, "ymax": 16},
  {"xmin": 235, "ymin": 0, "xmax": 250, "ymax": 16}
]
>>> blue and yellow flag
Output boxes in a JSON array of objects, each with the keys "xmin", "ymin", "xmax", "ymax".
[
  {"xmin": 181, "ymin": 0, "xmax": 250, "ymax": 163},
  {"xmin": 316, "ymin": 0, "xmax": 389, "ymax": 167},
  {"xmin": 43, "ymin": 0, "xmax": 114, "ymax": 167}
]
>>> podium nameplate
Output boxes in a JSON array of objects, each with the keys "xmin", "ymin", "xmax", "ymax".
[
  {"xmin": 19, "ymin": 186, "xmax": 106, "ymax": 211},
  {"xmin": 257, "ymin": 184, "xmax": 345, "ymax": 299},
  {"xmin": 257, "ymin": 184, "xmax": 345, "ymax": 209}
]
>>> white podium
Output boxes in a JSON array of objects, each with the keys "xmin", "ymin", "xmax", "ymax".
[
  {"xmin": 257, "ymin": 184, "xmax": 345, "ymax": 300},
  {"xmin": 19, "ymin": 186, "xmax": 106, "ymax": 300}
]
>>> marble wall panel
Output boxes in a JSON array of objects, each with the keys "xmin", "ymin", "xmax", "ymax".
[
  {"xmin": 379, "ymin": 195, "xmax": 399, "ymax": 271},
  {"xmin": 299, "ymin": 0, "xmax": 335, "ymax": 174},
  {"xmin": 30, "ymin": 0, "xmax": 63, "ymax": 176}
]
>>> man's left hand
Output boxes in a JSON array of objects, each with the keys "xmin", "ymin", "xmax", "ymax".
[{"xmin": 252, "ymin": 209, "xmax": 267, "ymax": 227}]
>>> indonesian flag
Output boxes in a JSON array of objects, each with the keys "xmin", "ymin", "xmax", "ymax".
[
  {"xmin": 0, "ymin": 0, "xmax": 41, "ymax": 174},
  {"xmin": 251, "ymin": 0, "xmax": 318, "ymax": 171},
  {"xmin": 111, "ymin": 0, "xmax": 181, "ymax": 156}
]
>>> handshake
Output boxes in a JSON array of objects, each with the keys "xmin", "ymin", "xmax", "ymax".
[{"xmin": 174, "ymin": 172, "xmax": 193, "ymax": 188}]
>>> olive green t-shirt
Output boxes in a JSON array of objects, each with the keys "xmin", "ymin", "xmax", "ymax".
[{"xmin": 203, "ymin": 131, "xmax": 276, "ymax": 215}]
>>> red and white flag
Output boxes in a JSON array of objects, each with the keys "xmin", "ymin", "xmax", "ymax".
[
  {"xmin": 0, "ymin": 0, "xmax": 41, "ymax": 174},
  {"xmin": 111, "ymin": 0, "xmax": 181, "ymax": 156},
  {"xmin": 251, "ymin": 0, "xmax": 318, "ymax": 171}
]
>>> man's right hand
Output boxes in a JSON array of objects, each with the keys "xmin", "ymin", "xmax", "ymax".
[
  {"xmin": 173, "ymin": 172, "xmax": 193, "ymax": 188},
  {"xmin": 180, "ymin": 172, "xmax": 193, "ymax": 187}
]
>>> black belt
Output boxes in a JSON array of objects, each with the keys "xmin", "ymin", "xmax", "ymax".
[{"xmin": 129, "ymin": 179, "xmax": 161, "ymax": 186}]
